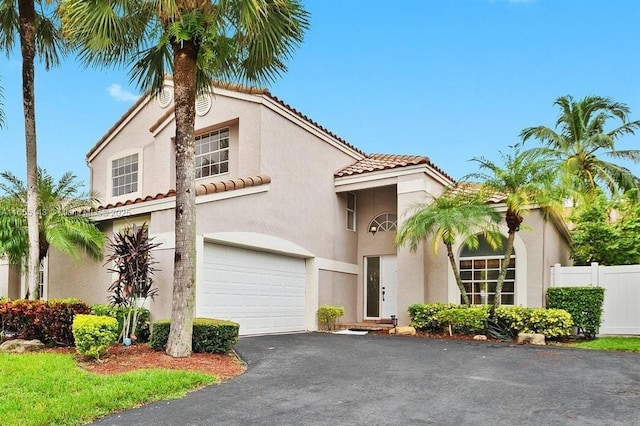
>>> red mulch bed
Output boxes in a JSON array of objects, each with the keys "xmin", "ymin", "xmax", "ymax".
[
  {"xmin": 372, "ymin": 330, "xmax": 504, "ymax": 342},
  {"xmin": 45, "ymin": 344, "xmax": 246, "ymax": 378}
]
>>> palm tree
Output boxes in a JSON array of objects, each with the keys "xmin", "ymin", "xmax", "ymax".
[
  {"xmin": 0, "ymin": 0, "xmax": 66, "ymax": 299},
  {"xmin": 467, "ymin": 145, "xmax": 563, "ymax": 314},
  {"xmin": 0, "ymin": 169, "xmax": 105, "ymax": 298},
  {"xmin": 0, "ymin": 81, "xmax": 5, "ymax": 128},
  {"xmin": 396, "ymin": 186, "xmax": 502, "ymax": 306},
  {"xmin": 521, "ymin": 95, "xmax": 640, "ymax": 201},
  {"xmin": 60, "ymin": 0, "xmax": 309, "ymax": 357}
]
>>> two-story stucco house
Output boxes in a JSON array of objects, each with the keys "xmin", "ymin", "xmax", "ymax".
[{"xmin": 0, "ymin": 80, "xmax": 571, "ymax": 335}]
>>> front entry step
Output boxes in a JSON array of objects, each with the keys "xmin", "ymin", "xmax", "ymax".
[{"xmin": 338, "ymin": 322, "xmax": 395, "ymax": 332}]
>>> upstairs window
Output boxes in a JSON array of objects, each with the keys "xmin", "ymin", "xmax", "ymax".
[
  {"xmin": 196, "ymin": 128, "xmax": 229, "ymax": 179},
  {"xmin": 347, "ymin": 192, "xmax": 356, "ymax": 231},
  {"xmin": 112, "ymin": 153, "xmax": 139, "ymax": 197}
]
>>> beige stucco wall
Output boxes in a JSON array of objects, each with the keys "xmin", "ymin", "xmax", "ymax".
[
  {"xmin": 90, "ymin": 99, "xmax": 163, "ymax": 203},
  {"xmin": 0, "ymin": 259, "xmax": 21, "ymax": 299},
  {"xmin": 423, "ymin": 243, "xmax": 450, "ymax": 304},
  {"xmin": 317, "ymin": 270, "xmax": 357, "ymax": 323},
  {"xmin": 47, "ymin": 247, "xmax": 109, "ymax": 304}
]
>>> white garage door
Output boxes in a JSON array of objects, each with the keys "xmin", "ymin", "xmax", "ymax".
[{"xmin": 197, "ymin": 244, "xmax": 306, "ymax": 335}]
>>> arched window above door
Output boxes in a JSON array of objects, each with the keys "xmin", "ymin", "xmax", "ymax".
[{"xmin": 368, "ymin": 212, "xmax": 397, "ymax": 234}]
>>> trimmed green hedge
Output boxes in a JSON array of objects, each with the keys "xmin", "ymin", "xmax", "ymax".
[
  {"xmin": 434, "ymin": 306, "xmax": 487, "ymax": 335},
  {"xmin": 546, "ymin": 287, "xmax": 605, "ymax": 339},
  {"xmin": 408, "ymin": 303, "xmax": 574, "ymax": 339},
  {"xmin": 90, "ymin": 304, "xmax": 151, "ymax": 343},
  {"xmin": 408, "ymin": 303, "xmax": 457, "ymax": 332},
  {"xmin": 72, "ymin": 314, "xmax": 118, "ymax": 360},
  {"xmin": 150, "ymin": 318, "xmax": 239, "ymax": 353},
  {"xmin": 317, "ymin": 305, "xmax": 345, "ymax": 330}
]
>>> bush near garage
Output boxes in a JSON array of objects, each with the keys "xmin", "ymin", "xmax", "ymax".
[
  {"xmin": 408, "ymin": 303, "xmax": 573, "ymax": 339},
  {"xmin": 316, "ymin": 305, "xmax": 345, "ymax": 330},
  {"xmin": 150, "ymin": 318, "xmax": 239, "ymax": 353},
  {"xmin": 91, "ymin": 304, "xmax": 151, "ymax": 343},
  {"xmin": 546, "ymin": 286, "xmax": 605, "ymax": 339},
  {"xmin": 0, "ymin": 298, "xmax": 90, "ymax": 345}
]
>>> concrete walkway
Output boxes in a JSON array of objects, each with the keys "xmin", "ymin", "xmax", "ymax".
[{"xmin": 92, "ymin": 333, "xmax": 640, "ymax": 425}]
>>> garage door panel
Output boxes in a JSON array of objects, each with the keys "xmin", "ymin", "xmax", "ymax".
[{"xmin": 197, "ymin": 244, "xmax": 306, "ymax": 335}]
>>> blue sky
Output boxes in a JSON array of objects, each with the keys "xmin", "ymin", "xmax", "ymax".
[{"xmin": 1, "ymin": 0, "xmax": 640, "ymax": 188}]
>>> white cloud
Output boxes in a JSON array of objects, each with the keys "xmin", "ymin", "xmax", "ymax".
[{"xmin": 107, "ymin": 84, "xmax": 140, "ymax": 102}]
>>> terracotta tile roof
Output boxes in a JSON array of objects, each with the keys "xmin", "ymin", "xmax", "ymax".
[
  {"xmin": 449, "ymin": 182, "xmax": 507, "ymax": 204},
  {"xmin": 335, "ymin": 154, "xmax": 455, "ymax": 182},
  {"xmin": 87, "ymin": 80, "xmax": 364, "ymax": 160},
  {"xmin": 92, "ymin": 175, "xmax": 271, "ymax": 211}
]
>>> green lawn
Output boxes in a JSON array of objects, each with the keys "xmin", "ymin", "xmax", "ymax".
[
  {"xmin": 0, "ymin": 352, "xmax": 216, "ymax": 426},
  {"xmin": 568, "ymin": 336, "xmax": 640, "ymax": 352}
]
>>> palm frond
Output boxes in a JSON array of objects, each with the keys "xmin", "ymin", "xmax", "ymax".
[
  {"xmin": 0, "ymin": 0, "xmax": 19, "ymax": 53},
  {"xmin": 522, "ymin": 94, "xmax": 640, "ymax": 198},
  {"xmin": 129, "ymin": 42, "xmax": 172, "ymax": 95}
]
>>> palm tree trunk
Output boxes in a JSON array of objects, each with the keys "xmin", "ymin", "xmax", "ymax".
[
  {"xmin": 18, "ymin": 0, "xmax": 40, "ymax": 300},
  {"xmin": 446, "ymin": 242, "xmax": 470, "ymax": 306},
  {"xmin": 490, "ymin": 230, "xmax": 516, "ymax": 317},
  {"xmin": 165, "ymin": 39, "xmax": 198, "ymax": 358}
]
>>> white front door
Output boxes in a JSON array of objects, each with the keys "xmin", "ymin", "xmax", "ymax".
[{"xmin": 365, "ymin": 255, "xmax": 397, "ymax": 319}]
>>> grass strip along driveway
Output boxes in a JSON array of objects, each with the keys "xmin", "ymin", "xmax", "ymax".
[
  {"xmin": 0, "ymin": 352, "xmax": 215, "ymax": 426},
  {"xmin": 568, "ymin": 336, "xmax": 640, "ymax": 352}
]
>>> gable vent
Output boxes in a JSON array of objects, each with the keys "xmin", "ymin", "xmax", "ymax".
[
  {"xmin": 157, "ymin": 87, "xmax": 173, "ymax": 108},
  {"xmin": 195, "ymin": 93, "xmax": 212, "ymax": 116}
]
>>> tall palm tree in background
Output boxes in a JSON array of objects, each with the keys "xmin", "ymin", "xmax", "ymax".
[
  {"xmin": 521, "ymin": 95, "xmax": 640, "ymax": 202},
  {"xmin": 0, "ymin": 81, "xmax": 5, "ymax": 127},
  {"xmin": 396, "ymin": 186, "xmax": 502, "ymax": 306},
  {"xmin": 467, "ymin": 145, "xmax": 563, "ymax": 315},
  {"xmin": 61, "ymin": 0, "xmax": 309, "ymax": 357},
  {"xmin": 0, "ymin": 0, "xmax": 65, "ymax": 299},
  {"xmin": 0, "ymin": 170, "xmax": 104, "ymax": 297}
]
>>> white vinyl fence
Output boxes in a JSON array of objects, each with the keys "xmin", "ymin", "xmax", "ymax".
[{"xmin": 550, "ymin": 263, "xmax": 640, "ymax": 335}]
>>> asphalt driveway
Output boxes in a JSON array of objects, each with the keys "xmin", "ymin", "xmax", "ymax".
[{"xmin": 92, "ymin": 333, "xmax": 640, "ymax": 425}]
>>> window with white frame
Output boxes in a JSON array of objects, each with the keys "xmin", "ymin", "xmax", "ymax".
[
  {"xmin": 111, "ymin": 153, "xmax": 139, "ymax": 197},
  {"xmin": 347, "ymin": 192, "xmax": 356, "ymax": 231},
  {"xmin": 195, "ymin": 128, "xmax": 229, "ymax": 179},
  {"xmin": 459, "ymin": 235, "xmax": 515, "ymax": 305}
]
